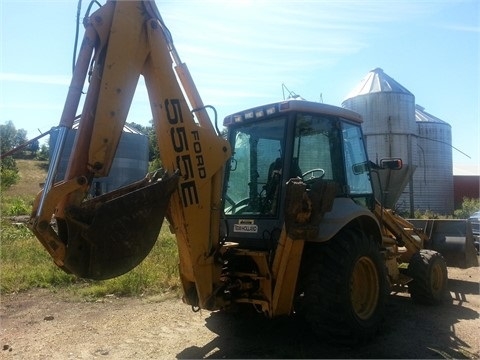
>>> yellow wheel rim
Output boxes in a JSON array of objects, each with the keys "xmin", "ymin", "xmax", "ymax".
[
  {"xmin": 351, "ymin": 256, "xmax": 379, "ymax": 320},
  {"xmin": 430, "ymin": 261, "xmax": 444, "ymax": 295}
]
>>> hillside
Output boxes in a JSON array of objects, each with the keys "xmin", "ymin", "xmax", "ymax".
[{"xmin": 3, "ymin": 159, "xmax": 48, "ymax": 199}]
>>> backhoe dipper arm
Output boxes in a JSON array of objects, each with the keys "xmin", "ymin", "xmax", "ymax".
[{"xmin": 28, "ymin": 0, "xmax": 231, "ymax": 309}]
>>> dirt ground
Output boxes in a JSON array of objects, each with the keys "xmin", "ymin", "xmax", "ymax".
[{"xmin": 1, "ymin": 266, "xmax": 479, "ymax": 359}]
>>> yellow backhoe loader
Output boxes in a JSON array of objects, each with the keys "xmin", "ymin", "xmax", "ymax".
[{"xmin": 28, "ymin": 0, "xmax": 478, "ymax": 344}]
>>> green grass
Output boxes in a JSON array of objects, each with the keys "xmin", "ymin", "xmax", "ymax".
[
  {"xmin": 1, "ymin": 159, "xmax": 181, "ymax": 299},
  {"xmin": 0, "ymin": 218, "xmax": 181, "ymax": 298},
  {"xmin": 0, "ymin": 218, "xmax": 76, "ymax": 292}
]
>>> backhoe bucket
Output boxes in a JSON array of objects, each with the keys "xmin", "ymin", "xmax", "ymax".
[
  {"xmin": 58, "ymin": 172, "xmax": 179, "ymax": 280},
  {"xmin": 408, "ymin": 219, "xmax": 479, "ymax": 268}
]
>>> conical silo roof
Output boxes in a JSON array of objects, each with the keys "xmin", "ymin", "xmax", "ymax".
[
  {"xmin": 343, "ymin": 68, "xmax": 413, "ymax": 101},
  {"xmin": 415, "ymin": 105, "xmax": 450, "ymax": 125}
]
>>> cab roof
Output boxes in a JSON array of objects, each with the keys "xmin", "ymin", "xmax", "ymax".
[{"xmin": 224, "ymin": 99, "xmax": 363, "ymax": 126}]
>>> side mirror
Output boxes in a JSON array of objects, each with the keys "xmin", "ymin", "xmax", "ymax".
[
  {"xmin": 352, "ymin": 161, "xmax": 369, "ymax": 175},
  {"xmin": 380, "ymin": 158, "xmax": 403, "ymax": 170}
]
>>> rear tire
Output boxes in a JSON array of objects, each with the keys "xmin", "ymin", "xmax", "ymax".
[
  {"xmin": 407, "ymin": 250, "xmax": 448, "ymax": 305},
  {"xmin": 296, "ymin": 228, "xmax": 388, "ymax": 344}
]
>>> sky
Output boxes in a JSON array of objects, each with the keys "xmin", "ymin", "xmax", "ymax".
[{"xmin": 1, "ymin": 0, "xmax": 479, "ymax": 175}]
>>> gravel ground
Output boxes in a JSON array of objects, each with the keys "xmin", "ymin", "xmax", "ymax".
[{"xmin": 1, "ymin": 266, "xmax": 479, "ymax": 359}]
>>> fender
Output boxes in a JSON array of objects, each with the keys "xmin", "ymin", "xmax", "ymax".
[{"xmin": 314, "ymin": 197, "xmax": 381, "ymax": 243}]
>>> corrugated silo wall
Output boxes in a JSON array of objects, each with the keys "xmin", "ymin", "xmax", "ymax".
[
  {"xmin": 343, "ymin": 92, "xmax": 418, "ymax": 211},
  {"xmin": 413, "ymin": 121, "xmax": 453, "ymax": 214},
  {"xmin": 49, "ymin": 128, "xmax": 149, "ymax": 196}
]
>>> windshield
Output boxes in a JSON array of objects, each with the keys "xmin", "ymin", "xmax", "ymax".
[{"xmin": 224, "ymin": 116, "xmax": 287, "ymax": 216}]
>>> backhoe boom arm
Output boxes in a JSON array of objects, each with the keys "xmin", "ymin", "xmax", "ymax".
[{"xmin": 28, "ymin": 0, "xmax": 231, "ymax": 309}]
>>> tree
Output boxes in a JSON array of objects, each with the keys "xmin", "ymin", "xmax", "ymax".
[
  {"xmin": 0, "ymin": 121, "xmax": 29, "ymax": 158},
  {"xmin": 0, "ymin": 121, "xmax": 17, "ymax": 153},
  {"xmin": 15, "ymin": 128, "xmax": 28, "ymax": 152},
  {"xmin": 28, "ymin": 139, "xmax": 40, "ymax": 155},
  {"xmin": 36, "ymin": 144, "xmax": 50, "ymax": 161},
  {"xmin": 454, "ymin": 198, "xmax": 480, "ymax": 218},
  {"xmin": 0, "ymin": 121, "xmax": 28, "ymax": 189},
  {"xmin": 1, "ymin": 122, "xmax": 19, "ymax": 189}
]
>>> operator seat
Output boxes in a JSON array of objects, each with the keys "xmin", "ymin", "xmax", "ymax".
[
  {"xmin": 262, "ymin": 158, "xmax": 283, "ymax": 214},
  {"xmin": 265, "ymin": 158, "xmax": 282, "ymax": 197},
  {"xmin": 262, "ymin": 158, "xmax": 302, "ymax": 214}
]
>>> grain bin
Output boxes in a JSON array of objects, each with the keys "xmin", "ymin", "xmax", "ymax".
[
  {"xmin": 49, "ymin": 122, "xmax": 149, "ymax": 196},
  {"xmin": 342, "ymin": 68, "xmax": 418, "ymax": 211},
  {"xmin": 414, "ymin": 105, "xmax": 453, "ymax": 214}
]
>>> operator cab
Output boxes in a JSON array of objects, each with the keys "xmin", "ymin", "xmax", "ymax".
[{"xmin": 222, "ymin": 100, "xmax": 375, "ymax": 249}]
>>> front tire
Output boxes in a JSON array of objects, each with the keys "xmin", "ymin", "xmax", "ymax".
[
  {"xmin": 407, "ymin": 250, "xmax": 448, "ymax": 305},
  {"xmin": 296, "ymin": 228, "xmax": 388, "ymax": 344}
]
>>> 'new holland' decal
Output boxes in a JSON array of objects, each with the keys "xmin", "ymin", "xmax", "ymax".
[{"xmin": 233, "ymin": 219, "xmax": 258, "ymax": 233}]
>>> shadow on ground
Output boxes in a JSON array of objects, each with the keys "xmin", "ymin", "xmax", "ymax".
[{"xmin": 177, "ymin": 279, "xmax": 479, "ymax": 359}]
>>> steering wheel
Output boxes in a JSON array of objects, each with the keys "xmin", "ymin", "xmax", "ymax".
[
  {"xmin": 225, "ymin": 195, "xmax": 236, "ymax": 207},
  {"xmin": 224, "ymin": 197, "xmax": 251, "ymax": 214},
  {"xmin": 301, "ymin": 168, "xmax": 325, "ymax": 182}
]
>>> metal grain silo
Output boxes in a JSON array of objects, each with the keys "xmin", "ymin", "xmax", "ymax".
[
  {"xmin": 414, "ymin": 105, "xmax": 453, "ymax": 214},
  {"xmin": 49, "ymin": 122, "xmax": 149, "ymax": 196},
  {"xmin": 342, "ymin": 68, "xmax": 418, "ymax": 212}
]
